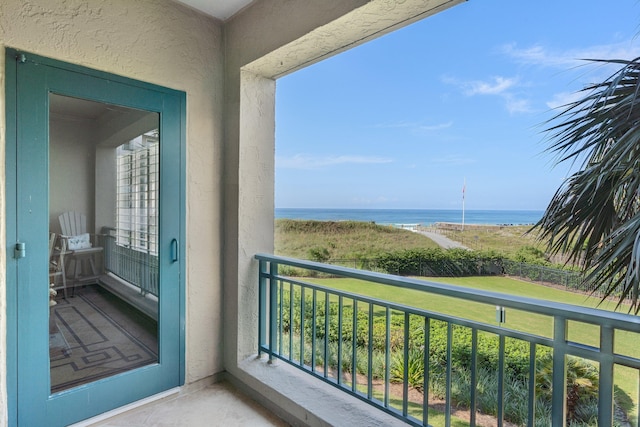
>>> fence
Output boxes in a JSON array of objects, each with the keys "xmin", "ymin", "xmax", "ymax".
[
  {"xmin": 256, "ymin": 254, "xmax": 640, "ymax": 426},
  {"xmin": 319, "ymin": 257, "xmax": 620, "ymax": 300}
]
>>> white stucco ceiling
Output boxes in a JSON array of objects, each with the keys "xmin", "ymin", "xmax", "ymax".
[{"xmin": 174, "ymin": 0, "xmax": 255, "ymax": 21}]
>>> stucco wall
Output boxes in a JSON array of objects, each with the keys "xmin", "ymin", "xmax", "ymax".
[
  {"xmin": 0, "ymin": 0, "xmax": 465, "ymax": 424},
  {"xmin": 223, "ymin": 0, "xmax": 465, "ymax": 370},
  {"xmin": 0, "ymin": 0, "xmax": 225, "ymax": 420}
]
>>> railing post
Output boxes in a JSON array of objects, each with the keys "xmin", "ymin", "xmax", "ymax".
[
  {"xmin": 445, "ymin": 323, "xmax": 452, "ymax": 427},
  {"xmin": 268, "ymin": 262, "xmax": 278, "ymax": 362},
  {"xmin": 598, "ymin": 326, "xmax": 614, "ymax": 426},
  {"xmin": 528, "ymin": 343, "xmax": 537, "ymax": 426},
  {"xmin": 552, "ymin": 316, "xmax": 567, "ymax": 426},
  {"xmin": 258, "ymin": 259, "xmax": 267, "ymax": 356},
  {"xmin": 497, "ymin": 335, "xmax": 505, "ymax": 427}
]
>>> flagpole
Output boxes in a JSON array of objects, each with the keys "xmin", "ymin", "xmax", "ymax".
[{"xmin": 462, "ymin": 178, "xmax": 466, "ymax": 232}]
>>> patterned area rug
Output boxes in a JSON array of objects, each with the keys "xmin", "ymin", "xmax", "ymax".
[{"xmin": 50, "ymin": 287, "xmax": 158, "ymax": 393}]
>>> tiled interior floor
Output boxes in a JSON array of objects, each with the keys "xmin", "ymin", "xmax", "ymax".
[
  {"xmin": 50, "ymin": 285, "xmax": 158, "ymax": 392},
  {"xmin": 55, "ymin": 286, "xmax": 287, "ymax": 426},
  {"xmin": 78, "ymin": 381, "xmax": 288, "ymax": 427}
]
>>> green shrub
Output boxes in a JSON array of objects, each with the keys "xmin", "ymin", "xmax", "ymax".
[
  {"xmin": 308, "ymin": 246, "xmax": 331, "ymax": 262},
  {"xmin": 513, "ymin": 245, "xmax": 549, "ymax": 265},
  {"xmin": 376, "ymin": 248, "xmax": 506, "ymax": 277},
  {"xmin": 390, "ymin": 348, "xmax": 426, "ymax": 391}
]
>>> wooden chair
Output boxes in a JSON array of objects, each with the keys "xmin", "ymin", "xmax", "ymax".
[
  {"xmin": 49, "ymin": 233, "xmax": 68, "ymax": 298},
  {"xmin": 58, "ymin": 211, "xmax": 104, "ymax": 287}
]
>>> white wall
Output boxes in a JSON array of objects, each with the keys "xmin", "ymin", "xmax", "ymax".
[
  {"xmin": 0, "ymin": 1, "xmax": 225, "ymax": 422},
  {"xmin": 49, "ymin": 114, "xmax": 96, "ymax": 234}
]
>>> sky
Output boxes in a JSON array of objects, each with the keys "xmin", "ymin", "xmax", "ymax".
[{"xmin": 275, "ymin": 0, "xmax": 640, "ymax": 211}]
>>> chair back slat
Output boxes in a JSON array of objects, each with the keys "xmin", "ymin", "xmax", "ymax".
[{"xmin": 59, "ymin": 211, "xmax": 87, "ymax": 236}]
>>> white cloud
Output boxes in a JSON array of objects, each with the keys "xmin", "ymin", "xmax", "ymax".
[
  {"xmin": 418, "ymin": 121, "xmax": 454, "ymax": 131},
  {"xmin": 546, "ymin": 90, "xmax": 585, "ymax": 110},
  {"xmin": 443, "ymin": 75, "xmax": 531, "ymax": 114},
  {"xmin": 502, "ymin": 41, "xmax": 640, "ymax": 113},
  {"xmin": 276, "ymin": 154, "xmax": 393, "ymax": 169},
  {"xmin": 375, "ymin": 120, "xmax": 416, "ymax": 129},
  {"xmin": 376, "ymin": 120, "xmax": 454, "ymax": 132},
  {"xmin": 505, "ymin": 95, "xmax": 533, "ymax": 114},
  {"xmin": 463, "ymin": 76, "xmax": 517, "ymax": 96},
  {"xmin": 428, "ymin": 155, "xmax": 476, "ymax": 166},
  {"xmin": 501, "ymin": 41, "xmax": 640, "ymax": 69}
]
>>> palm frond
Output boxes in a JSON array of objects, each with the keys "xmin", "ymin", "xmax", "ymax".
[{"xmin": 533, "ymin": 57, "xmax": 640, "ymax": 312}]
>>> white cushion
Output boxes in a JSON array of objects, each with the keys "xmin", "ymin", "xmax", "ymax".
[{"xmin": 67, "ymin": 233, "xmax": 92, "ymax": 250}]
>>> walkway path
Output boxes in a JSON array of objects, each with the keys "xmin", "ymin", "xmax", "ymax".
[{"xmin": 417, "ymin": 230, "xmax": 469, "ymax": 250}]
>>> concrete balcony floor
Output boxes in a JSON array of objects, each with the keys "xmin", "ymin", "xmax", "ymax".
[{"xmin": 76, "ymin": 381, "xmax": 288, "ymax": 427}]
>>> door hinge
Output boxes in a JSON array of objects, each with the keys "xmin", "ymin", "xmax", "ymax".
[
  {"xmin": 14, "ymin": 242, "xmax": 26, "ymax": 259},
  {"xmin": 16, "ymin": 53, "xmax": 26, "ymax": 64}
]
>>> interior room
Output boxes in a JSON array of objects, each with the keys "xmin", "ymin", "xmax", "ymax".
[{"xmin": 48, "ymin": 94, "xmax": 160, "ymax": 392}]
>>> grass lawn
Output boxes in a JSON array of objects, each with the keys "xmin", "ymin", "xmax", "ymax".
[{"xmin": 301, "ymin": 274, "xmax": 640, "ymax": 414}]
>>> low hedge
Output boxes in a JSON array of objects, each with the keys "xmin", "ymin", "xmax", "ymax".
[
  {"xmin": 375, "ymin": 248, "xmax": 505, "ymax": 276},
  {"xmin": 281, "ymin": 291, "xmax": 543, "ymax": 380}
]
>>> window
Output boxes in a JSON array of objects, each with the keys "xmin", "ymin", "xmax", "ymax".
[{"xmin": 116, "ymin": 131, "xmax": 159, "ymax": 254}]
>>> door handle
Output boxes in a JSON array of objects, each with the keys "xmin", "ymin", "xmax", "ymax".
[{"xmin": 170, "ymin": 238, "xmax": 178, "ymax": 263}]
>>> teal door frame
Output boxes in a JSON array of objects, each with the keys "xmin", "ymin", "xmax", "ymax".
[{"xmin": 5, "ymin": 48, "xmax": 186, "ymax": 426}]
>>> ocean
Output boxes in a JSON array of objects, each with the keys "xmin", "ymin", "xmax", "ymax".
[{"xmin": 275, "ymin": 208, "xmax": 543, "ymax": 226}]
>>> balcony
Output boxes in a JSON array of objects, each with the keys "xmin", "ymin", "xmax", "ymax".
[
  {"xmin": 73, "ymin": 381, "xmax": 286, "ymax": 427},
  {"xmin": 66, "ymin": 253, "xmax": 640, "ymax": 427},
  {"xmin": 255, "ymin": 254, "xmax": 640, "ymax": 426}
]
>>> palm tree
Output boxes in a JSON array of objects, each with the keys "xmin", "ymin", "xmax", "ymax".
[{"xmin": 535, "ymin": 57, "xmax": 640, "ymax": 313}]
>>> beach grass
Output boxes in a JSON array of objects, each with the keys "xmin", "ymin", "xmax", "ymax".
[
  {"xmin": 275, "ymin": 219, "xmax": 439, "ymax": 260},
  {"xmin": 424, "ymin": 224, "xmax": 545, "ymax": 255},
  {"xmin": 276, "ymin": 219, "xmax": 547, "ymax": 262}
]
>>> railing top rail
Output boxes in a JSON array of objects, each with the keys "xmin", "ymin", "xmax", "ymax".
[{"xmin": 255, "ymin": 253, "xmax": 640, "ymax": 330}]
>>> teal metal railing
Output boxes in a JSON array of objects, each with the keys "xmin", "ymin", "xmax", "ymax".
[
  {"xmin": 103, "ymin": 227, "xmax": 159, "ymax": 297},
  {"xmin": 256, "ymin": 254, "xmax": 640, "ymax": 427}
]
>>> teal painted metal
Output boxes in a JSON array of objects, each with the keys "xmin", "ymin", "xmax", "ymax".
[
  {"xmin": 497, "ymin": 335, "xmax": 505, "ymax": 427},
  {"xmin": 289, "ymin": 282, "xmax": 294, "ymax": 360},
  {"xmin": 300, "ymin": 287, "xmax": 306, "ymax": 368},
  {"xmin": 403, "ymin": 312, "xmax": 410, "ymax": 417},
  {"xmin": 269, "ymin": 263, "xmax": 278, "ymax": 362},
  {"xmin": 599, "ymin": 326, "xmax": 614, "ymax": 426},
  {"xmin": 6, "ymin": 49, "xmax": 186, "ymax": 426},
  {"xmin": 256, "ymin": 253, "xmax": 640, "ymax": 427},
  {"xmin": 352, "ymin": 300, "xmax": 358, "ymax": 393},
  {"xmin": 258, "ymin": 259, "xmax": 266, "ymax": 356},
  {"xmin": 324, "ymin": 293, "xmax": 330, "ymax": 378},
  {"xmin": 367, "ymin": 304, "xmax": 374, "ymax": 400},
  {"xmin": 445, "ymin": 323, "xmax": 452, "ymax": 427},
  {"xmin": 470, "ymin": 329, "xmax": 478, "ymax": 427},
  {"xmin": 528, "ymin": 342, "xmax": 537, "ymax": 426},
  {"xmin": 552, "ymin": 317, "xmax": 567, "ymax": 426},
  {"xmin": 279, "ymin": 280, "xmax": 285, "ymax": 357},
  {"xmin": 312, "ymin": 290, "xmax": 317, "ymax": 372},
  {"xmin": 384, "ymin": 307, "xmax": 391, "ymax": 408},
  {"xmin": 5, "ymin": 47, "xmax": 19, "ymax": 427},
  {"xmin": 338, "ymin": 296, "xmax": 343, "ymax": 384},
  {"xmin": 423, "ymin": 317, "xmax": 430, "ymax": 427}
]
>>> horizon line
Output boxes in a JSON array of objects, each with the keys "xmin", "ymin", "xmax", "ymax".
[{"xmin": 276, "ymin": 207, "xmax": 546, "ymax": 211}]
